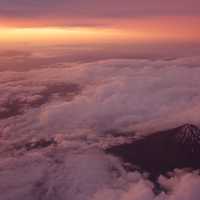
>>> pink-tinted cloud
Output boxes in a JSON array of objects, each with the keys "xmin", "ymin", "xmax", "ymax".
[{"xmin": 0, "ymin": 0, "xmax": 200, "ymax": 27}]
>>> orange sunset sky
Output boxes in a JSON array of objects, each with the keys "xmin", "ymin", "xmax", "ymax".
[{"xmin": 0, "ymin": 0, "xmax": 200, "ymax": 46}]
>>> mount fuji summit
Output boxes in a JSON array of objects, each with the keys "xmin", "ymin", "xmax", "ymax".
[{"xmin": 106, "ymin": 124, "xmax": 200, "ymax": 177}]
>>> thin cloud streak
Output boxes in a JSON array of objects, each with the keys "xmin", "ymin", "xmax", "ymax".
[{"xmin": 0, "ymin": 0, "xmax": 200, "ymax": 18}]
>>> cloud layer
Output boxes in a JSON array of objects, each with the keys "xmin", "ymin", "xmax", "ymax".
[
  {"xmin": 40, "ymin": 57, "xmax": 200, "ymax": 136},
  {"xmin": 1, "ymin": 149, "xmax": 200, "ymax": 200},
  {"xmin": 1, "ymin": 56, "xmax": 200, "ymax": 199}
]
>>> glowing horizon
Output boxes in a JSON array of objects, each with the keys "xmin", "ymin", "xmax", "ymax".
[
  {"xmin": 0, "ymin": 0, "xmax": 199, "ymax": 47},
  {"xmin": 0, "ymin": 26, "xmax": 200, "ymax": 46},
  {"xmin": 0, "ymin": 15, "xmax": 200, "ymax": 46}
]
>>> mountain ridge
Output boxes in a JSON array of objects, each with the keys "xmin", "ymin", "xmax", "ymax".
[{"xmin": 106, "ymin": 124, "xmax": 200, "ymax": 178}]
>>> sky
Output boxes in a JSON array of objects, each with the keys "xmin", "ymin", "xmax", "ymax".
[
  {"xmin": 1, "ymin": 2, "xmax": 200, "ymax": 200},
  {"xmin": 0, "ymin": 0, "xmax": 200, "ymax": 45}
]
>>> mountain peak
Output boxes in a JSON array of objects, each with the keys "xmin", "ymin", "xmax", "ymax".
[
  {"xmin": 179, "ymin": 123, "xmax": 199, "ymax": 132},
  {"xmin": 106, "ymin": 124, "xmax": 200, "ymax": 178},
  {"xmin": 175, "ymin": 124, "xmax": 200, "ymax": 146}
]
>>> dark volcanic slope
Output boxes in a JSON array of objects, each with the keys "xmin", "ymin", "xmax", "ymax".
[{"xmin": 106, "ymin": 124, "xmax": 200, "ymax": 177}]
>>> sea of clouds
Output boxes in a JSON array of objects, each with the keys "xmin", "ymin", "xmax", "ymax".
[{"xmin": 1, "ymin": 56, "xmax": 200, "ymax": 199}]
